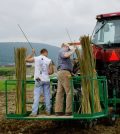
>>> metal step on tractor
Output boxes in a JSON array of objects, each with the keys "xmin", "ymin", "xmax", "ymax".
[{"xmin": 5, "ymin": 12, "xmax": 120, "ymax": 127}]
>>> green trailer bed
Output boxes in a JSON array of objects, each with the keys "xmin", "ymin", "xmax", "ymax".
[{"xmin": 5, "ymin": 76, "xmax": 111, "ymax": 121}]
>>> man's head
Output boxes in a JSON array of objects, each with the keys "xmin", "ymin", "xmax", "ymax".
[
  {"xmin": 40, "ymin": 49, "xmax": 48, "ymax": 57},
  {"xmin": 61, "ymin": 43, "xmax": 70, "ymax": 51}
]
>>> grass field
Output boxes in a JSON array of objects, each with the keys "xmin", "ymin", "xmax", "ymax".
[
  {"xmin": 0, "ymin": 66, "xmax": 34, "ymax": 91},
  {"xmin": 1, "ymin": 81, "xmax": 34, "ymax": 91},
  {"xmin": 0, "ymin": 66, "xmax": 15, "ymax": 72},
  {"xmin": 0, "ymin": 66, "xmax": 16, "ymax": 91},
  {"xmin": 0, "ymin": 66, "xmax": 15, "ymax": 71},
  {"xmin": 0, "ymin": 80, "xmax": 7, "ymax": 91},
  {"xmin": 0, "ymin": 79, "xmax": 34, "ymax": 91}
]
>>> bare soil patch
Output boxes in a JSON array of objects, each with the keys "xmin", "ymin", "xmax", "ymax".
[{"xmin": 0, "ymin": 92, "xmax": 120, "ymax": 134}]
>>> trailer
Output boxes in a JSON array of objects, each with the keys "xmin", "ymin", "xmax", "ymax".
[{"xmin": 5, "ymin": 75, "xmax": 120, "ymax": 127}]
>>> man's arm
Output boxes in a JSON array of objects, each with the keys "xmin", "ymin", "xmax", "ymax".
[
  {"xmin": 25, "ymin": 49, "xmax": 35, "ymax": 63},
  {"xmin": 48, "ymin": 63, "xmax": 54, "ymax": 75},
  {"xmin": 63, "ymin": 47, "xmax": 76, "ymax": 58}
]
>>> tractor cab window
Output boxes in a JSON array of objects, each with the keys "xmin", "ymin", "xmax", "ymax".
[{"xmin": 92, "ymin": 19, "xmax": 120, "ymax": 46}]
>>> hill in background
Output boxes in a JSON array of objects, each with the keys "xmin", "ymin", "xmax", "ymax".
[{"xmin": 0, "ymin": 42, "xmax": 59, "ymax": 65}]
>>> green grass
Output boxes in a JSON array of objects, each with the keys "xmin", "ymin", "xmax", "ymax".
[
  {"xmin": 0, "ymin": 66, "xmax": 15, "ymax": 71},
  {"xmin": 0, "ymin": 80, "xmax": 34, "ymax": 92},
  {"xmin": 0, "ymin": 80, "xmax": 5, "ymax": 91},
  {"xmin": 0, "ymin": 66, "xmax": 15, "ymax": 76},
  {"xmin": 0, "ymin": 66, "xmax": 15, "ymax": 91},
  {"xmin": 0, "ymin": 80, "xmax": 16, "ymax": 91},
  {"xmin": 0, "ymin": 66, "xmax": 34, "ymax": 91}
]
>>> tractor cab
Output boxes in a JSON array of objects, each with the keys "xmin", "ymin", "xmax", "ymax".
[
  {"xmin": 92, "ymin": 12, "xmax": 120, "ymax": 49},
  {"xmin": 91, "ymin": 12, "xmax": 120, "ymax": 62}
]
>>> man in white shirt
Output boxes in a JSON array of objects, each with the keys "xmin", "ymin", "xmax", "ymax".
[{"xmin": 25, "ymin": 48, "xmax": 53, "ymax": 116}]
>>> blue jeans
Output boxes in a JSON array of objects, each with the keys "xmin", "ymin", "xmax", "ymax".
[{"xmin": 32, "ymin": 81, "xmax": 51, "ymax": 114}]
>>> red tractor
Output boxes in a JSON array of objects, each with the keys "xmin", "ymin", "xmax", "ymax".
[
  {"xmin": 72, "ymin": 12, "xmax": 120, "ymax": 119},
  {"xmin": 74, "ymin": 12, "xmax": 120, "ymax": 99},
  {"xmin": 92, "ymin": 12, "xmax": 120, "ymax": 100}
]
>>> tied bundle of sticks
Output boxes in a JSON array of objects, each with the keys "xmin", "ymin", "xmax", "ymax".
[
  {"xmin": 14, "ymin": 47, "xmax": 26, "ymax": 114},
  {"xmin": 75, "ymin": 36, "xmax": 102, "ymax": 114}
]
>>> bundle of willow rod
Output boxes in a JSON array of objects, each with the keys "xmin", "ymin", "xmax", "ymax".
[
  {"xmin": 76, "ymin": 36, "xmax": 101, "ymax": 114},
  {"xmin": 14, "ymin": 47, "xmax": 26, "ymax": 114}
]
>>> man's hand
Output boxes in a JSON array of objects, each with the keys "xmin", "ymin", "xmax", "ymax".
[
  {"xmin": 25, "ymin": 49, "xmax": 35, "ymax": 63},
  {"xmin": 73, "ymin": 44, "xmax": 77, "ymax": 50},
  {"xmin": 36, "ymin": 78, "xmax": 41, "ymax": 82},
  {"xmin": 63, "ymin": 46, "xmax": 76, "ymax": 58},
  {"xmin": 69, "ymin": 45, "xmax": 77, "ymax": 51},
  {"xmin": 48, "ymin": 63, "xmax": 54, "ymax": 75},
  {"xmin": 32, "ymin": 49, "xmax": 35, "ymax": 54},
  {"xmin": 72, "ymin": 47, "xmax": 76, "ymax": 51}
]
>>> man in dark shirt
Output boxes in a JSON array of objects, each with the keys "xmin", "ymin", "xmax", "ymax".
[{"xmin": 55, "ymin": 43, "xmax": 76, "ymax": 116}]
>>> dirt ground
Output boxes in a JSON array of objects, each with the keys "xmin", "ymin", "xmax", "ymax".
[{"xmin": 0, "ymin": 92, "xmax": 120, "ymax": 134}]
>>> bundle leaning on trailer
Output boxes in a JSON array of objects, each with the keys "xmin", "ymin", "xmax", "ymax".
[
  {"xmin": 14, "ymin": 47, "xmax": 27, "ymax": 114},
  {"xmin": 75, "ymin": 36, "xmax": 102, "ymax": 114}
]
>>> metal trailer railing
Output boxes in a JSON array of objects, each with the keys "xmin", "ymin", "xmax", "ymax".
[{"xmin": 5, "ymin": 76, "xmax": 109, "ymax": 121}]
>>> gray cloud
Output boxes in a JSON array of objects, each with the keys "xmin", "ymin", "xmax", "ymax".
[{"xmin": 0, "ymin": 0, "xmax": 120, "ymax": 46}]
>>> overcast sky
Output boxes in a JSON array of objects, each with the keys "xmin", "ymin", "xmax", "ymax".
[{"xmin": 0, "ymin": 0, "xmax": 120, "ymax": 46}]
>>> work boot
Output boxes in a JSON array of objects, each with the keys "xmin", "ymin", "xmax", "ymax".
[
  {"xmin": 29, "ymin": 113, "xmax": 37, "ymax": 117},
  {"xmin": 65, "ymin": 112, "xmax": 72, "ymax": 116},
  {"xmin": 45, "ymin": 111, "xmax": 51, "ymax": 116},
  {"xmin": 55, "ymin": 112, "xmax": 64, "ymax": 116}
]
